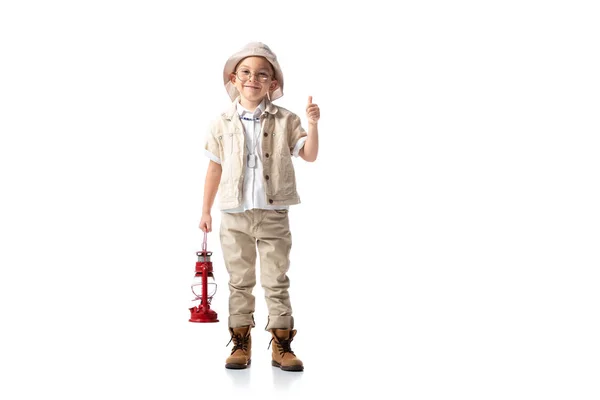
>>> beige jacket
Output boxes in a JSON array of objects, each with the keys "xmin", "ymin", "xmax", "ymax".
[{"xmin": 205, "ymin": 98, "xmax": 307, "ymax": 210}]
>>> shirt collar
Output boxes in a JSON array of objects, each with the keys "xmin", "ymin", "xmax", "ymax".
[
  {"xmin": 224, "ymin": 96, "xmax": 278, "ymax": 120},
  {"xmin": 236, "ymin": 98, "xmax": 265, "ymax": 117}
]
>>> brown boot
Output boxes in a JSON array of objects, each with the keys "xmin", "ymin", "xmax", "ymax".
[
  {"xmin": 225, "ymin": 326, "xmax": 251, "ymax": 369},
  {"xmin": 269, "ymin": 329, "xmax": 304, "ymax": 372}
]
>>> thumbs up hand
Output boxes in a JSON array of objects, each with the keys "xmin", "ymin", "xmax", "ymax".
[{"xmin": 306, "ymin": 96, "xmax": 320, "ymax": 125}]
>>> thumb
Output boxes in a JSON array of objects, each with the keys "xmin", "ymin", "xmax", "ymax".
[{"xmin": 308, "ymin": 96, "xmax": 313, "ymax": 104}]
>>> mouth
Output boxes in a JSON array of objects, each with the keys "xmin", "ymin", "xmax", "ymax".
[{"xmin": 244, "ymin": 85, "xmax": 260, "ymax": 90}]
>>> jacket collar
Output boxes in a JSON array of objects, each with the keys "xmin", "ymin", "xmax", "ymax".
[{"xmin": 223, "ymin": 96, "xmax": 278, "ymax": 120}]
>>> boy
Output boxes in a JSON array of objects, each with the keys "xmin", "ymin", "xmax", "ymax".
[{"xmin": 199, "ymin": 42, "xmax": 320, "ymax": 372}]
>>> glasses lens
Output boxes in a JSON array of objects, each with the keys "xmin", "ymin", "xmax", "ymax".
[
  {"xmin": 237, "ymin": 70, "xmax": 251, "ymax": 81},
  {"xmin": 257, "ymin": 72, "xmax": 270, "ymax": 83}
]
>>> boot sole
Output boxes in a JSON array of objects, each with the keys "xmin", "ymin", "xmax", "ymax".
[
  {"xmin": 271, "ymin": 360, "xmax": 303, "ymax": 372},
  {"xmin": 225, "ymin": 359, "xmax": 251, "ymax": 369}
]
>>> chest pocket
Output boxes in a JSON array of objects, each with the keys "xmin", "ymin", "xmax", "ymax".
[
  {"xmin": 220, "ymin": 132, "xmax": 243, "ymax": 158},
  {"xmin": 270, "ymin": 131, "xmax": 290, "ymax": 156}
]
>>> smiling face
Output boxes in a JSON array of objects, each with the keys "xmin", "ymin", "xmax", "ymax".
[{"xmin": 230, "ymin": 56, "xmax": 279, "ymax": 110}]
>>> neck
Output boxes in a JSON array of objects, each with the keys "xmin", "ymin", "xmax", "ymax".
[{"xmin": 239, "ymin": 97, "xmax": 264, "ymax": 112}]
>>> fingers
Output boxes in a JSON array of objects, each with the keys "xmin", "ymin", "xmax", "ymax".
[
  {"xmin": 199, "ymin": 221, "xmax": 212, "ymax": 233},
  {"xmin": 306, "ymin": 99, "xmax": 319, "ymax": 114},
  {"xmin": 306, "ymin": 97, "xmax": 320, "ymax": 121}
]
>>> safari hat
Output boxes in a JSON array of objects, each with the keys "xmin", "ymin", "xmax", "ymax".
[{"xmin": 223, "ymin": 42, "xmax": 284, "ymax": 101}]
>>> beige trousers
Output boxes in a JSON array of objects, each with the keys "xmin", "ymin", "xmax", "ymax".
[{"xmin": 220, "ymin": 209, "xmax": 294, "ymax": 330}]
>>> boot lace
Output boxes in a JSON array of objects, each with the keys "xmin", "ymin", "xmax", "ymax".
[
  {"xmin": 268, "ymin": 337, "xmax": 295, "ymax": 356},
  {"xmin": 226, "ymin": 333, "xmax": 249, "ymax": 354}
]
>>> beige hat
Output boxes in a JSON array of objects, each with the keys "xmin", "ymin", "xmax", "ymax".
[{"xmin": 223, "ymin": 42, "xmax": 284, "ymax": 101}]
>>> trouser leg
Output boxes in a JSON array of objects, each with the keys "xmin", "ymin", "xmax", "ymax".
[
  {"xmin": 220, "ymin": 211, "xmax": 257, "ymax": 328},
  {"xmin": 255, "ymin": 210, "xmax": 294, "ymax": 330}
]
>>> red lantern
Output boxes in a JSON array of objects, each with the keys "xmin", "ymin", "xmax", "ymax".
[{"xmin": 189, "ymin": 232, "xmax": 219, "ymax": 323}]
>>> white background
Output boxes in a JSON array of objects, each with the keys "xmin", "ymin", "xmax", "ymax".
[{"xmin": 1, "ymin": 1, "xmax": 599, "ymax": 399}]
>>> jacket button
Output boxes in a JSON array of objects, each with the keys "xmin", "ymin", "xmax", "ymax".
[
  {"xmin": 264, "ymin": 132, "xmax": 268, "ymax": 137},
  {"xmin": 265, "ymin": 153, "xmax": 269, "ymax": 158},
  {"xmin": 265, "ymin": 175, "xmax": 269, "ymax": 180},
  {"xmin": 269, "ymin": 199, "xmax": 273, "ymax": 204}
]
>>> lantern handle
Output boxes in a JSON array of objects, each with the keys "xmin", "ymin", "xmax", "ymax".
[{"xmin": 202, "ymin": 231, "xmax": 208, "ymax": 252}]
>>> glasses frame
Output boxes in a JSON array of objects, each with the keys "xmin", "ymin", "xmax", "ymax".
[{"xmin": 234, "ymin": 69, "xmax": 273, "ymax": 83}]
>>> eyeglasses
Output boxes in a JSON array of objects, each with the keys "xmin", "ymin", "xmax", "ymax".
[{"xmin": 235, "ymin": 68, "xmax": 272, "ymax": 83}]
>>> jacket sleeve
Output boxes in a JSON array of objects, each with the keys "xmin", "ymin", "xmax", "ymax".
[
  {"xmin": 204, "ymin": 123, "xmax": 222, "ymax": 164},
  {"xmin": 287, "ymin": 113, "xmax": 308, "ymax": 155}
]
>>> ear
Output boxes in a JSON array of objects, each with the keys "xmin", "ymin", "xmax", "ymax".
[
  {"xmin": 230, "ymin": 73, "xmax": 237, "ymax": 83},
  {"xmin": 269, "ymin": 80, "xmax": 279, "ymax": 92}
]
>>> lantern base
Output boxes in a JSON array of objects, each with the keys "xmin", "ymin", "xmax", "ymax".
[{"xmin": 189, "ymin": 306, "xmax": 219, "ymax": 323}]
